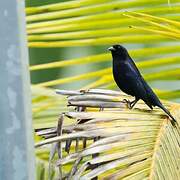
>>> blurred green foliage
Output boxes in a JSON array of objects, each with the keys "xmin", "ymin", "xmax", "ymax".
[{"xmin": 26, "ymin": 0, "xmax": 180, "ymax": 100}]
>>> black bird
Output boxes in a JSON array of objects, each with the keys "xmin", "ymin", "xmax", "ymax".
[{"xmin": 108, "ymin": 44, "xmax": 176, "ymax": 125}]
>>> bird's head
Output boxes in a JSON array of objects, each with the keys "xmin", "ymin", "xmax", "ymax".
[{"xmin": 108, "ymin": 44, "xmax": 128, "ymax": 60}]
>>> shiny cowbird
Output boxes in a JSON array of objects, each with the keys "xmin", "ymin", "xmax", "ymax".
[{"xmin": 108, "ymin": 44, "xmax": 176, "ymax": 125}]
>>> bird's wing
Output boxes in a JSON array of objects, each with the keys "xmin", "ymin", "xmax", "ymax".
[
  {"xmin": 128, "ymin": 57, "xmax": 142, "ymax": 76},
  {"xmin": 141, "ymin": 77, "xmax": 161, "ymax": 105},
  {"xmin": 126, "ymin": 73, "xmax": 153, "ymax": 109},
  {"xmin": 125, "ymin": 63, "xmax": 150, "ymax": 101},
  {"xmin": 126, "ymin": 74, "xmax": 147, "ymax": 97},
  {"xmin": 125, "ymin": 57, "xmax": 157, "ymax": 108}
]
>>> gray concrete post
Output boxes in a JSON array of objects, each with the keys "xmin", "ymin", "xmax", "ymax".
[{"xmin": 0, "ymin": 0, "xmax": 35, "ymax": 179}]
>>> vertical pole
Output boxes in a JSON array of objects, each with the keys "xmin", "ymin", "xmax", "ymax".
[{"xmin": 0, "ymin": 0, "xmax": 35, "ymax": 180}]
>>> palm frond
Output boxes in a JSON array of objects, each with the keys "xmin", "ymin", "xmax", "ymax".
[{"xmin": 35, "ymin": 89, "xmax": 180, "ymax": 179}]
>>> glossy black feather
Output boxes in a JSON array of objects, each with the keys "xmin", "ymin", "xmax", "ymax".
[{"xmin": 109, "ymin": 44, "xmax": 176, "ymax": 124}]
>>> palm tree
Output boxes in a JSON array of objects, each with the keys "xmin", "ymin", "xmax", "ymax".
[{"xmin": 26, "ymin": 0, "xmax": 180, "ymax": 179}]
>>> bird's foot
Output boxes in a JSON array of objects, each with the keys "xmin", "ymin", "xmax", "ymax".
[{"xmin": 123, "ymin": 99, "xmax": 132, "ymax": 109}]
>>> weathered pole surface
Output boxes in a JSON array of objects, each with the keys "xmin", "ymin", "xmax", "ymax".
[{"xmin": 0, "ymin": 0, "xmax": 35, "ymax": 179}]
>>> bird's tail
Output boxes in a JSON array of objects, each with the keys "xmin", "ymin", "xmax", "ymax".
[{"xmin": 158, "ymin": 103, "xmax": 176, "ymax": 125}]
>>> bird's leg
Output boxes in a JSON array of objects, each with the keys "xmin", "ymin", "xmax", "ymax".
[
  {"xmin": 123, "ymin": 98, "xmax": 139, "ymax": 109},
  {"xmin": 129, "ymin": 99, "xmax": 139, "ymax": 109}
]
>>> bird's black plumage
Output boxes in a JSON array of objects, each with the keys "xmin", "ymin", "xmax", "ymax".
[{"xmin": 108, "ymin": 44, "xmax": 176, "ymax": 124}]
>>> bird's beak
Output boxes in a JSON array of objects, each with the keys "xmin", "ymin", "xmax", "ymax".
[{"xmin": 108, "ymin": 46, "xmax": 115, "ymax": 51}]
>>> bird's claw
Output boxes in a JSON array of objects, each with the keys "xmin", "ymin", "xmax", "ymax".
[{"xmin": 123, "ymin": 99, "xmax": 132, "ymax": 109}]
